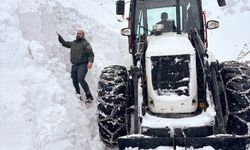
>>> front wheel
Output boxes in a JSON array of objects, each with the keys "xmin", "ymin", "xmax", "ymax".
[
  {"xmin": 97, "ymin": 65, "xmax": 129, "ymax": 145},
  {"xmin": 220, "ymin": 61, "xmax": 250, "ymax": 135}
]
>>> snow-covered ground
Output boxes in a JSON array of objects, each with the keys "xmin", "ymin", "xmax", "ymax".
[
  {"xmin": 203, "ymin": 0, "xmax": 250, "ymax": 62},
  {"xmin": 0, "ymin": 0, "xmax": 249, "ymax": 150},
  {"xmin": 0, "ymin": 0, "xmax": 128, "ymax": 150}
]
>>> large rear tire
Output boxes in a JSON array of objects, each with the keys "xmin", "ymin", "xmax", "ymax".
[
  {"xmin": 220, "ymin": 61, "xmax": 250, "ymax": 135},
  {"xmin": 97, "ymin": 65, "xmax": 129, "ymax": 145}
]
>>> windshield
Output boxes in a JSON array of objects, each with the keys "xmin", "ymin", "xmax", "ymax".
[
  {"xmin": 147, "ymin": 6, "xmax": 181, "ymax": 33},
  {"xmin": 135, "ymin": 0, "xmax": 202, "ymax": 36}
]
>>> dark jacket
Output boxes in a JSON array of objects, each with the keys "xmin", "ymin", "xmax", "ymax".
[
  {"xmin": 157, "ymin": 20, "xmax": 177, "ymax": 32},
  {"xmin": 58, "ymin": 35, "xmax": 94, "ymax": 65}
]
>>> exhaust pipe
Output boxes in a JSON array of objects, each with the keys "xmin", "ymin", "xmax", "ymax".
[{"xmin": 217, "ymin": 0, "xmax": 226, "ymax": 7}]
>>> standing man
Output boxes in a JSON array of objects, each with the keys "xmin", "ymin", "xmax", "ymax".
[{"xmin": 57, "ymin": 30, "xmax": 94, "ymax": 102}]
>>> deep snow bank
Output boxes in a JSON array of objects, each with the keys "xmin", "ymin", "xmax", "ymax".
[
  {"xmin": 203, "ymin": 0, "xmax": 250, "ymax": 62},
  {"xmin": 0, "ymin": 0, "xmax": 129, "ymax": 150}
]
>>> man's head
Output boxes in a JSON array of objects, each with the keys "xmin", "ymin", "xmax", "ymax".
[
  {"xmin": 161, "ymin": 12, "xmax": 168, "ymax": 21},
  {"xmin": 76, "ymin": 30, "xmax": 85, "ymax": 40}
]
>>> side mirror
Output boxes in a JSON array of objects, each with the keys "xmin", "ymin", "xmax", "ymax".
[
  {"xmin": 116, "ymin": 0, "xmax": 125, "ymax": 15},
  {"xmin": 217, "ymin": 0, "xmax": 226, "ymax": 7},
  {"xmin": 121, "ymin": 28, "xmax": 131, "ymax": 36},
  {"xmin": 207, "ymin": 20, "xmax": 220, "ymax": 29}
]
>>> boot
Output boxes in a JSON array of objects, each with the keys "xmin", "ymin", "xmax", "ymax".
[
  {"xmin": 76, "ymin": 93, "xmax": 83, "ymax": 101},
  {"xmin": 86, "ymin": 92, "xmax": 93, "ymax": 103}
]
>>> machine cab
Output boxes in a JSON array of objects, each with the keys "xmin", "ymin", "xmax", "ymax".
[
  {"xmin": 133, "ymin": 0, "xmax": 205, "ymax": 114},
  {"xmin": 117, "ymin": 0, "xmax": 221, "ymax": 114}
]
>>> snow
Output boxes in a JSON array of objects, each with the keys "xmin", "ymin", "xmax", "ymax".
[
  {"xmin": 141, "ymin": 107, "xmax": 215, "ymax": 130},
  {"xmin": 146, "ymin": 33, "xmax": 195, "ymax": 56},
  {"xmin": 0, "ymin": 0, "xmax": 249, "ymax": 150},
  {"xmin": 203, "ymin": 0, "xmax": 250, "ymax": 62},
  {"xmin": 0, "ymin": 0, "xmax": 128, "ymax": 150}
]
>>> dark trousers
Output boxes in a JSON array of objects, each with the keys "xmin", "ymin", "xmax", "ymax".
[{"xmin": 71, "ymin": 63, "xmax": 91, "ymax": 96}]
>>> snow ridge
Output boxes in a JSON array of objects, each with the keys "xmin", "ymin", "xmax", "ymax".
[{"xmin": 0, "ymin": 0, "xmax": 128, "ymax": 150}]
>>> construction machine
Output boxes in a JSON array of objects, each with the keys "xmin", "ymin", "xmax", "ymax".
[{"xmin": 97, "ymin": 0, "xmax": 250, "ymax": 149}]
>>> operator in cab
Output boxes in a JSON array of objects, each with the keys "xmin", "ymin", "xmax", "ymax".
[{"xmin": 152, "ymin": 12, "xmax": 177, "ymax": 35}]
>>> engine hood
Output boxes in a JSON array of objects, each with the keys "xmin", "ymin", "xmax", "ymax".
[{"xmin": 146, "ymin": 33, "xmax": 195, "ymax": 57}]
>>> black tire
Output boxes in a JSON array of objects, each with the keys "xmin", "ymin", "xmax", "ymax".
[
  {"xmin": 97, "ymin": 65, "xmax": 129, "ymax": 145},
  {"xmin": 220, "ymin": 61, "xmax": 250, "ymax": 135}
]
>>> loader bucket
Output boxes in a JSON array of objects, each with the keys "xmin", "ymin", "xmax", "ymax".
[{"xmin": 118, "ymin": 135, "xmax": 250, "ymax": 150}]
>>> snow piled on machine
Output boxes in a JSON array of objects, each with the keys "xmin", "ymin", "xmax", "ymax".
[
  {"xmin": 146, "ymin": 33, "xmax": 194, "ymax": 56},
  {"xmin": 142, "ymin": 106, "xmax": 215, "ymax": 130}
]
